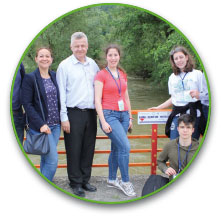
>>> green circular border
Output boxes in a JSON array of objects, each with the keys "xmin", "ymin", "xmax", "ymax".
[{"xmin": 10, "ymin": 3, "xmax": 211, "ymax": 205}]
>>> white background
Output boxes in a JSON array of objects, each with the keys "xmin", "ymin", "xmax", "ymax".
[{"xmin": 1, "ymin": 0, "xmax": 220, "ymax": 219}]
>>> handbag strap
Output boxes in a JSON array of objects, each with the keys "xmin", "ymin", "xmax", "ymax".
[
  {"xmin": 34, "ymin": 77, "xmax": 46, "ymax": 122},
  {"xmin": 25, "ymin": 76, "xmax": 46, "ymax": 130}
]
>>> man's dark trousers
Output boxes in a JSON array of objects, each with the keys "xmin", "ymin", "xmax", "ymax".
[{"xmin": 64, "ymin": 108, "xmax": 97, "ymax": 188}]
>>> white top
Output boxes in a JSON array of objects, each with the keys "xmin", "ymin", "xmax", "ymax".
[
  {"xmin": 56, "ymin": 54, "xmax": 100, "ymax": 122},
  {"xmin": 168, "ymin": 69, "xmax": 203, "ymax": 106},
  {"xmin": 199, "ymin": 73, "xmax": 209, "ymax": 106}
]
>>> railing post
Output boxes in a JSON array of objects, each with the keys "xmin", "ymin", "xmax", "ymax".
[{"xmin": 151, "ymin": 124, "xmax": 158, "ymax": 175}]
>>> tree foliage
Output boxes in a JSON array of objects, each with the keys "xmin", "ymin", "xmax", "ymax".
[{"xmin": 22, "ymin": 5, "xmax": 203, "ymax": 88}]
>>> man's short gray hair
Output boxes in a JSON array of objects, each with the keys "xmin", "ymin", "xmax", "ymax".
[{"xmin": 71, "ymin": 32, "xmax": 88, "ymax": 45}]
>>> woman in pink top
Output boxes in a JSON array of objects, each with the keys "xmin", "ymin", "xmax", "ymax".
[{"xmin": 95, "ymin": 44, "xmax": 136, "ymax": 197}]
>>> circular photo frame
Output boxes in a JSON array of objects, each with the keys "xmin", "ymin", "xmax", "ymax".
[{"xmin": 10, "ymin": 3, "xmax": 211, "ymax": 204}]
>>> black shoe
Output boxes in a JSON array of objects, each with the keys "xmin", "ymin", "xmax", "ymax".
[
  {"xmin": 82, "ymin": 183, "xmax": 97, "ymax": 192},
  {"xmin": 72, "ymin": 186, "xmax": 85, "ymax": 197}
]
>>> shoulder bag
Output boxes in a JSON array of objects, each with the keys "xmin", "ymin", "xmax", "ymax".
[{"xmin": 23, "ymin": 77, "xmax": 50, "ymax": 155}]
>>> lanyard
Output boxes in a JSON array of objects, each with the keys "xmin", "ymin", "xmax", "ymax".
[
  {"xmin": 179, "ymin": 72, "xmax": 188, "ymax": 90},
  {"xmin": 106, "ymin": 67, "xmax": 122, "ymax": 97},
  {"xmin": 177, "ymin": 142, "xmax": 192, "ymax": 174}
]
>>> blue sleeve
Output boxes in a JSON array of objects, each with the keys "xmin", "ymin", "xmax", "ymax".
[
  {"xmin": 199, "ymin": 73, "xmax": 209, "ymax": 102},
  {"xmin": 20, "ymin": 62, "xmax": 25, "ymax": 78},
  {"xmin": 12, "ymin": 65, "xmax": 22, "ymax": 110}
]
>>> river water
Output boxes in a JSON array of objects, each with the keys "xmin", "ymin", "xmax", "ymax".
[{"xmin": 27, "ymin": 77, "xmax": 172, "ymax": 177}]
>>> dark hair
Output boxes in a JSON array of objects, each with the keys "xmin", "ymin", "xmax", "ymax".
[
  {"xmin": 105, "ymin": 44, "xmax": 121, "ymax": 56},
  {"xmin": 35, "ymin": 46, "xmax": 53, "ymax": 58},
  {"xmin": 178, "ymin": 114, "xmax": 196, "ymax": 127},
  {"xmin": 105, "ymin": 44, "xmax": 126, "ymax": 73},
  {"xmin": 169, "ymin": 46, "xmax": 195, "ymax": 75}
]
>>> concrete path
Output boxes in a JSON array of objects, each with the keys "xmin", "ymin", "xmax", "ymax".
[{"xmin": 53, "ymin": 175, "xmax": 149, "ymax": 203}]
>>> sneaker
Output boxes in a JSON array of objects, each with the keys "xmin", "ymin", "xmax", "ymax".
[
  {"xmin": 107, "ymin": 178, "xmax": 123, "ymax": 191},
  {"xmin": 119, "ymin": 180, "xmax": 136, "ymax": 197}
]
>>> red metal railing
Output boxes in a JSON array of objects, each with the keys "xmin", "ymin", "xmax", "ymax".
[{"xmin": 34, "ymin": 109, "xmax": 171, "ymax": 174}]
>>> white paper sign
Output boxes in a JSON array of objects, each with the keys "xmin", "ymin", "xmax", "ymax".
[{"xmin": 138, "ymin": 111, "xmax": 171, "ymax": 124}]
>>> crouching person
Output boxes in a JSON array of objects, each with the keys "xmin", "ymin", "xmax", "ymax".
[{"xmin": 157, "ymin": 114, "xmax": 199, "ymax": 181}]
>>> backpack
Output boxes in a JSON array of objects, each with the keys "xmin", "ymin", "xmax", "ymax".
[{"xmin": 141, "ymin": 175, "xmax": 169, "ymax": 196}]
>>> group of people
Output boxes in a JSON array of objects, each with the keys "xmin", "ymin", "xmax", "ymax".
[
  {"xmin": 150, "ymin": 45, "xmax": 208, "ymax": 181},
  {"xmin": 12, "ymin": 31, "xmax": 209, "ymax": 198}
]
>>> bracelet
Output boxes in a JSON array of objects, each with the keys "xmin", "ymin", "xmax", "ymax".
[{"xmin": 129, "ymin": 117, "xmax": 134, "ymax": 120}]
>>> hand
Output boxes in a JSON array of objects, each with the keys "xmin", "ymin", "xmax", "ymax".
[
  {"xmin": 189, "ymin": 90, "xmax": 200, "ymax": 99},
  {"xmin": 165, "ymin": 167, "xmax": 177, "ymax": 176},
  {"xmin": 61, "ymin": 120, "xmax": 70, "ymax": 133},
  {"xmin": 102, "ymin": 121, "xmax": 112, "ymax": 133},
  {"xmin": 40, "ymin": 124, "xmax": 51, "ymax": 134},
  {"xmin": 128, "ymin": 118, "xmax": 133, "ymax": 130},
  {"xmin": 128, "ymin": 119, "xmax": 133, "ymax": 133},
  {"xmin": 148, "ymin": 107, "xmax": 159, "ymax": 110}
]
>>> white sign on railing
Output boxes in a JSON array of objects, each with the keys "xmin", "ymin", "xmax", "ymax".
[{"xmin": 138, "ymin": 111, "xmax": 171, "ymax": 125}]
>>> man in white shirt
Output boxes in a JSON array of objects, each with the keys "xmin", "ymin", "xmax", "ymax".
[{"xmin": 56, "ymin": 32, "xmax": 99, "ymax": 197}]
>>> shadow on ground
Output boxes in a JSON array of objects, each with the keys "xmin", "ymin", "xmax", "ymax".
[{"xmin": 53, "ymin": 175, "xmax": 149, "ymax": 203}]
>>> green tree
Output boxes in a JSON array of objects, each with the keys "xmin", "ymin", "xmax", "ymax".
[{"xmin": 22, "ymin": 4, "xmax": 203, "ymax": 88}]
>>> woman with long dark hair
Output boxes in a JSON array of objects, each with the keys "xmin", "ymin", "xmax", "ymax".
[
  {"xmin": 150, "ymin": 46, "xmax": 206, "ymax": 140},
  {"xmin": 94, "ymin": 44, "xmax": 136, "ymax": 197}
]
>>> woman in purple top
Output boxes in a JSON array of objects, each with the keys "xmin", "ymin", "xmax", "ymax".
[{"xmin": 22, "ymin": 47, "xmax": 61, "ymax": 181}]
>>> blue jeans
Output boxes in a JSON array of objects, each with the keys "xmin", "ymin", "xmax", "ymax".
[
  {"xmin": 202, "ymin": 104, "xmax": 209, "ymax": 122},
  {"xmin": 29, "ymin": 124, "xmax": 61, "ymax": 181},
  {"xmin": 170, "ymin": 116, "xmax": 200, "ymax": 140},
  {"xmin": 101, "ymin": 110, "xmax": 130, "ymax": 182}
]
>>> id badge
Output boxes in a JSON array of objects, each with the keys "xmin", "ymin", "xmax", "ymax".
[
  {"xmin": 184, "ymin": 90, "xmax": 197, "ymax": 102},
  {"xmin": 118, "ymin": 99, "xmax": 125, "ymax": 111}
]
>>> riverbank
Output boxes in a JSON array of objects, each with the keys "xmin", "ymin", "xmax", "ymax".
[{"xmin": 53, "ymin": 175, "xmax": 149, "ymax": 203}]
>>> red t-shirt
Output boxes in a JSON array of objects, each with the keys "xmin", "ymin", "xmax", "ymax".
[{"xmin": 95, "ymin": 68, "xmax": 128, "ymax": 111}]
